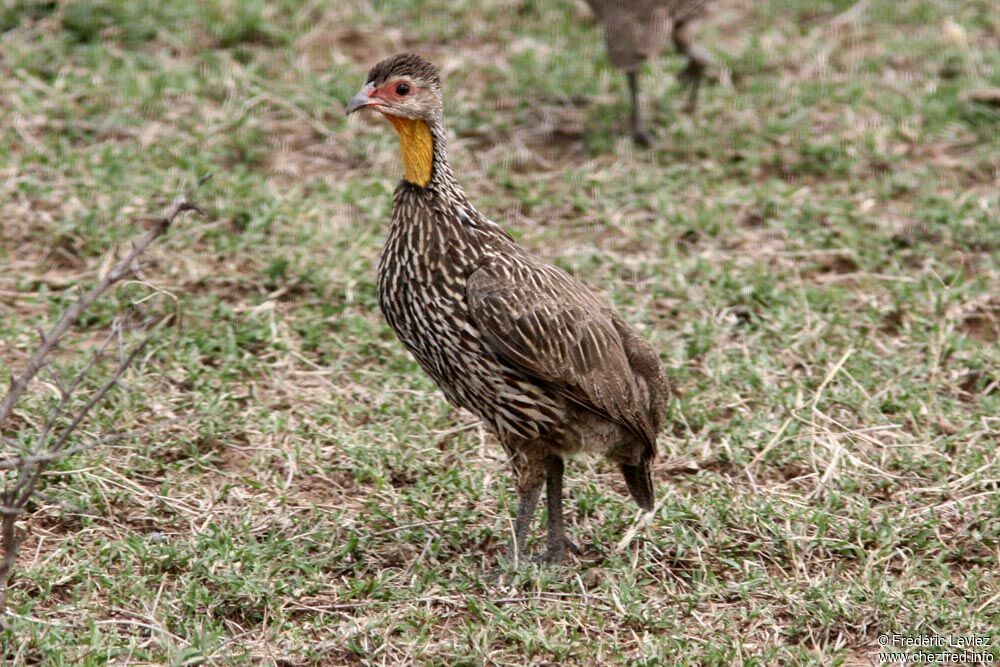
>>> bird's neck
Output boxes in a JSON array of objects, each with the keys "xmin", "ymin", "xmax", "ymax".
[{"xmin": 385, "ymin": 116, "xmax": 435, "ymax": 188}]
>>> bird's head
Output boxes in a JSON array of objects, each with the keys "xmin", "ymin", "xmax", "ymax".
[
  {"xmin": 345, "ymin": 53, "xmax": 442, "ymax": 187},
  {"xmin": 345, "ymin": 52, "xmax": 442, "ymax": 121}
]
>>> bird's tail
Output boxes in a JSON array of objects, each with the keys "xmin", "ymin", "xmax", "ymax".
[{"xmin": 619, "ymin": 460, "xmax": 654, "ymax": 511}]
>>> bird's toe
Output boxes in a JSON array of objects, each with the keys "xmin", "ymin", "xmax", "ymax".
[
  {"xmin": 565, "ymin": 538, "xmax": 583, "ymax": 556},
  {"xmin": 536, "ymin": 537, "xmax": 583, "ymax": 564}
]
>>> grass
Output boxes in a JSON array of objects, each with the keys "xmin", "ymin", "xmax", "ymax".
[{"xmin": 1, "ymin": 0, "xmax": 998, "ymax": 663}]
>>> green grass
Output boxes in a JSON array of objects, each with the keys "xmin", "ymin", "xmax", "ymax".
[{"xmin": 1, "ymin": 0, "xmax": 998, "ymax": 663}]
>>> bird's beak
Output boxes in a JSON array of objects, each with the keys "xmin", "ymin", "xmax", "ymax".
[{"xmin": 345, "ymin": 82, "xmax": 382, "ymax": 115}]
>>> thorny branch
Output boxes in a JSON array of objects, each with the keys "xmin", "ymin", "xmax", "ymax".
[{"xmin": 0, "ymin": 178, "xmax": 207, "ymax": 626}]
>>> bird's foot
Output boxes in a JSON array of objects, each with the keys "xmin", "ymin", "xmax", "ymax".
[
  {"xmin": 678, "ymin": 60, "xmax": 710, "ymax": 113},
  {"xmin": 631, "ymin": 130, "xmax": 652, "ymax": 147},
  {"xmin": 677, "ymin": 60, "xmax": 706, "ymax": 87},
  {"xmin": 535, "ymin": 537, "xmax": 583, "ymax": 564}
]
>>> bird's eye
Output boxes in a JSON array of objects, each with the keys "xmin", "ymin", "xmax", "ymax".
[{"xmin": 395, "ymin": 83, "xmax": 410, "ymax": 96}]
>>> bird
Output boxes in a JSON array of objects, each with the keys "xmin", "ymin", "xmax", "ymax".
[
  {"xmin": 583, "ymin": 0, "xmax": 713, "ymax": 145},
  {"xmin": 345, "ymin": 53, "xmax": 668, "ymax": 563}
]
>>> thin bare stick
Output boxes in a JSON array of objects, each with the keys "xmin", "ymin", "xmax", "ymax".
[
  {"xmin": 0, "ymin": 182, "xmax": 206, "ymax": 430},
  {"xmin": 31, "ymin": 323, "xmax": 122, "ymax": 457},
  {"xmin": 0, "ymin": 178, "xmax": 207, "ymax": 625},
  {"xmin": 0, "ymin": 419, "xmax": 183, "ymax": 472},
  {"xmin": 2, "ymin": 335, "xmax": 155, "ymax": 517}
]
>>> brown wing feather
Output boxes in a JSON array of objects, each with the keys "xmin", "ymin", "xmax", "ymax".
[{"xmin": 466, "ymin": 257, "xmax": 666, "ymax": 455}]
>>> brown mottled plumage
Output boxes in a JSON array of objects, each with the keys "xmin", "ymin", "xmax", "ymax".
[
  {"xmin": 346, "ymin": 53, "xmax": 668, "ymax": 563},
  {"xmin": 583, "ymin": 0, "xmax": 713, "ymax": 145}
]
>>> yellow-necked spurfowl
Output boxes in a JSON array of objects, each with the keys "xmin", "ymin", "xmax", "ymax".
[{"xmin": 346, "ymin": 53, "xmax": 668, "ymax": 562}]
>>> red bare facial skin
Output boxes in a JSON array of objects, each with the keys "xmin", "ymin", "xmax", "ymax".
[
  {"xmin": 373, "ymin": 81, "xmax": 409, "ymax": 105},
  {"xmin": 345, "ymin": 80, "xmax": 412, "ymax": 116}
]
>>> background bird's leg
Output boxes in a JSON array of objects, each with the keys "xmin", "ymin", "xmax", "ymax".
[
  {"xmin": 506, "ymin": 481, "xmax": 542, "ymax": 564},
  {"xmin": 542, "ymin": 455, "xmax": 582, "ymax": 562},
  {"xmin": 626, "ymin": 70, "xmax": 650, "ymax": 146},
  {"xmin": 672, "ymin": 19, "xmax": 711, "ymax": 112}
]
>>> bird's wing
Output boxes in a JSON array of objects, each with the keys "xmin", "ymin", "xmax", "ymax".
[{"xmin": 466, "ymin": 256, "xmax": 663, "ymax": 453}]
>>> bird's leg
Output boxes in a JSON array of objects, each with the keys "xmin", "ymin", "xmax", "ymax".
[
  {"xmin": 541, "ymin": 455, "xmax": 582, "ymax": 562},
  {"xmin": 506, "ymin": 480, "xmax": 542, "ymax": 565},
  {"xmin": 672, "ymin": 19, "xmax": 712, "ymax": 113},
  {"xmin": 626, "ymin": 70, "xmax": 650, "ymax": 147}
]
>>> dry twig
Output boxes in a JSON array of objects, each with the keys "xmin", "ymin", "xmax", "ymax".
[{"xmin": 0, "ymin": 179, "xmax": 207, "ymax": 625}]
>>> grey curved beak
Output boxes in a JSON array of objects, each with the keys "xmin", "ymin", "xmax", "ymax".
[{"xmin": 345, "ymin": 82, "xmax": 381, "ymax": 115}]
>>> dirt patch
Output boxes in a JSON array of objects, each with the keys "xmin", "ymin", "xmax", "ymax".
[
  {"xmin": 290, "ymin": 469, "xmax": 356, "ymax": 505},
  {"xmin": 961, "ymin": 313, "xmax": 1000, "ymax": 343},
  {"xmin": 956, "ymin": 295, "xmax": 1000, "ymax": 343}
]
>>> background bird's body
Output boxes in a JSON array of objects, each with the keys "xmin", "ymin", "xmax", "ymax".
[
  {"xmin": 351, "ymin": 53, "xmax": 667, "ymax": 561},
  {"xmin": 583, "ymin": 0, "xmax": 713, "ymax": 143},
  {"xmin": 586, "ymin": 0, "xmax": 672, "ymax": 73}
]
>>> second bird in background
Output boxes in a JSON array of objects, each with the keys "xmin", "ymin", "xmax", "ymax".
[{"xmin": 584, "ymin": 0, "xmax": 714, "ymax": 145}]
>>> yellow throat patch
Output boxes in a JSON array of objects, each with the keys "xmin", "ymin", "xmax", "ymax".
[{"xmin": 385, "ymin": 116, "xmax": 434, "ymax": 187}]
